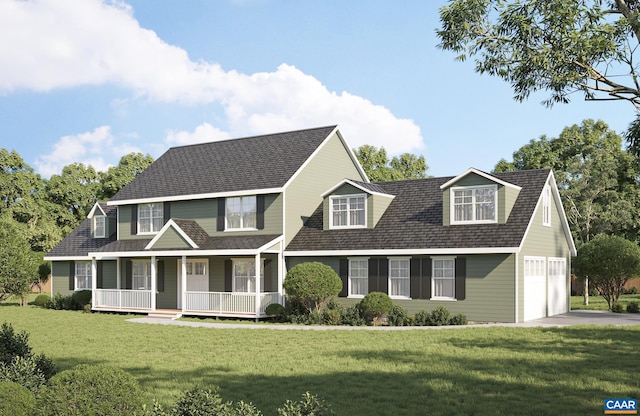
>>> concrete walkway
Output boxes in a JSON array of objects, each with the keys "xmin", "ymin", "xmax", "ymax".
[{"xmin": 127, "ymin": 309, "xmax": 640, "ymax": 330}]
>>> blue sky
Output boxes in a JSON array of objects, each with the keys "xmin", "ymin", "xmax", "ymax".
[{"xmin": 0, "ymin": 0, "xmax": 635, "ymax": 178}]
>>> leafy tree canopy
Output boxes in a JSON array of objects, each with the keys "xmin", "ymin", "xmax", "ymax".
[
  {"xmin": 98, "ymin": 152, "xmax": 154, "ymax": 200},
  {"xmin": 0, "ymin": 220, "xmax": 40, "ymax": 301},
  {"xmin": 354, "ymin": 145, "xmax": 428, "ymax": 182}
]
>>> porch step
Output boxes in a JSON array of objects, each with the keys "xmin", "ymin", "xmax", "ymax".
[{"xmin": 147, "ymin": 310, "xmax": 182, "ymax": 320}]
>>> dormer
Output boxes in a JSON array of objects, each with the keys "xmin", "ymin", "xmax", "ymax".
[
  {"xmin": 440, "ymin": 168, "xmax": 521, "ymax": 226},
  {"xmin": 87, "ymin": 202, "xmax": 116, "ymax": 238},
  {"xmin": 321, "ymin": 179, "xmax": 395, "ymax": 230}
]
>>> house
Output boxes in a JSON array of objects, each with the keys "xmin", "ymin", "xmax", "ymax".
[{"xmin": 45, "ymin": 126, "xmax": 576, "ymax": 322}]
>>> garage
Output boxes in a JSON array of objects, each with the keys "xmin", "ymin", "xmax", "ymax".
[
  {"xmin": 524, "ymin": 257, "xmax": 547, "ymax": 321},
  {"xmin": 547, "ymin": 258, "xmax": 567, "ymax": 316}
]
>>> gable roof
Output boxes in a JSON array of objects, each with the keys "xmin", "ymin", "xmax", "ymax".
[
  {"xmin": 286, "ymin": 169, "xmax": 571, "ymax": 254},
  {"xmin": 88, "ymin": 202, "xmax": 117, "ymax": 218},
  {"xmin": 109, "ymin": 125, "xmax": 339, "ymax": 204},
  {"xmin": 321, "ymin": 178, "xmax": 394, "ymax": 198},
  {"xmin": 440, "ymin": 167, "xmax": 522, "ymax": 190}
]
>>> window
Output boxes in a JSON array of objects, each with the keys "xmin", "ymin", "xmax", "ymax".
[
  {"xmin": 94, "ymin": 216, "xmax": 105, "ymax": 238},
  {"xmin": 138, "ymin": 203, "xmax": 163, "ymax": 234},
  {"xmin": 330, "ymin": 194, "xmax": 366, "ymax": 228},
  {"xmin": 542, "ymin": 185, "xmax": 551, "ymax": 226},
  {"xmin": 75, "ymin": 262, "xmax": 91, "ymax": 290},
  {"xmin": 232, "ymin": 259, "xmax": 264, "ymax": 292},
  {"xmin": 132, "ymin": 261, "xmax": 151, "ymax": 290},
  {"xmin": 348, "ymin": 258, "xmax": 368, "ymax": 297},
  {"xmin": 186, "ymin": 260, "xmax": 207, "ymax": 276},
  {"xmin": 389, "ymin": 258, "xmax": 410, "ymax": 298},
  {"xmin": 432, "ymin": 258, "xmax": 455, "ymax": 299},
  {"xmin": 452, "ymin": 186, "xmax": 496, "ymax": 224},
  {"xmin": 226, "ymin": 196, "xmax": 257, "ymax": 230}
]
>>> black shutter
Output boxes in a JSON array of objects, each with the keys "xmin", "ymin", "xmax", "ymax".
[
  {"xmin": 131, "ymin": 205, "xmax": 138, "ymax": 235},
  {"xmin": 163, "ymin": 202, "xmax": 171, "ymax": 224},
  {"xmin": 263, "ymin": 259, "xmax": 272, "ymax": 291},
  {"xmin": 455, "ymin": 257, "xmax": 466, "ymax": 301},
  {"xmin": 217, "ymin": 199, "xmax": 226, "ymax": 231},
  {"xmin": 339, "ymin": 259, "xmax": 348, "ymax": 297},
  {"xmin": 410, "ymin": 258, "xmax": 422, "ymax": 299},
  {"xmin": 368, "ymin": 259, "xmax": 379, "ymax": 293},
  {"xmin": 157, "ymin": 260, "xmax": 165, "ymax": 292},
  {"xmin": 69, "ymin": 261, "xmax": 75, "ymax": 291},
  {"xmin": 224, "ymin": 259, "xmax": 232, "ymax": 292},
  {"xmin": 256, "ymin": 195, "xmax": 265, "ymax": 230},
  {"xmin": 124, "ymin": 260, "xmax": 132, "ymax": 290},
  {"xmin": 379, "ymin": 259, "xmax": 389, "ymax": 294},
  {"xmin": 421, "ymin": 258, "xmax": 432, "ymax": 299},
  {"xmin": 97, "ymin": 262, "xmax": 103, "ymax": 288}
]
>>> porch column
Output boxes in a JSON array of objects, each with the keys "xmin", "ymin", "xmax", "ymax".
[
  {"xmin": 91, "ymin": 257, "xmax": 97, "ymax": 309},
  {"xmin": 181, "ymin": 256, "xmax": 187, "ymax": 311},
  {"xmin": 278, "ymin": 250, "xmax": 284, "ymax": 305},
  {"xmin": 151, "ymin": 256, "xmax": 157, "ymax": 311},
  {"xmin": 255, "ymin": 253, "xmax": 261, "ymax": 318},
  {"xmin": 116, "ymin": 258, "xmax": 121, "ymax": 290}
]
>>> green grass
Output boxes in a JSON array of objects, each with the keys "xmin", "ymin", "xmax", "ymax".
[
  {"xmin": 571, "ymin": 294, "xmax": 640, "ymax": 311},
  {"xmin": 1, "ymin": 306, "xmax": 639, "ymax": 416}
]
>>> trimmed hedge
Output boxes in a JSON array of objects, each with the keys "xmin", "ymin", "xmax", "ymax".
[{"xmin": 0, "ymin": 381, "xmax": 35, "ymax": 416}]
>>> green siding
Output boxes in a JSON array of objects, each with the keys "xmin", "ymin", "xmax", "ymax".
[
  {"xmin": 157, "ymin": 258, "xmax": 178, "ymax": 309},
  {"xmin": 171, "ymin": 199, "xmax": 217, "ymax": 234},
  {"xmin": 451, "ymin": 174, "xmax": 495, "ymax": 187},
  {"xmin": 370, "ymin": 194, "xmax": 393, "ymax": 227},
  {"xmin": 51, "ymin": 262, "xmax": 73, "ymax": 296},
  {"xmin": 151, "ymin": 227, "xmax": 191, "ymax": 249},
  {"xmin": 100, "ymin": 260, "xmax": 117, "ymax": 289},
  {"xmin": 518, "ymin": 185, "xmax": 572, "ymax": 322},
  {"xmin": 215, "ymin": 194, "xmax": 283, "ymax": 237},
  {"xmin": 118, "ymin": 205, "xmax": 148, "ymax": 240},
  {"xmin": 503, "ymin": 186, "xmax": 520, "ymax": 221},
  {"xmin": 286, "ymin": 132, "xmax": 366, "ymax": 245},
  {"xmin": 443, "ymin": 188, "xmax": 450, "ymax": 225}
]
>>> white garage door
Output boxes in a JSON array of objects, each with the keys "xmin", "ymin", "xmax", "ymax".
[
  {"xmin": 524, "ymin": 257, "xmax": 547, "ymax": 321},
  {"xmin": 547, "ymin": 258, "xmax": 567, "ymax": 316}
]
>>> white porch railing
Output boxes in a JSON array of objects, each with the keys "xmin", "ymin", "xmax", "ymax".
[
  {"xmin": 185, "ymin": 291, "xmax": 281, "ymax": 315},
  {"xmin": 94, "ymin": 289, "xmax": 152, "ymax": 310}
]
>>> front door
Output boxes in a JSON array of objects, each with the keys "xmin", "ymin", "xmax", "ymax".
[{"xmin": 177, "ymin": 259, "xmax": 209, "ymax": 308}]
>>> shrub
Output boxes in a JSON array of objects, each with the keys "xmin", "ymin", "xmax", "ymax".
[
  {"xmin": 414, "ymin": 310, "xmax": 430, "ymax": 326},
  {"xmin": 277, "ymin": 391, "xmax": 334, "ymax": 416},
  {"xmin": 33, "ymin": 294, "xmax": 50, "ymax": 307},
  {"xmin": 626, "ymin": 286, "xmax": 638, "ymax": 294},
  {"xmin": 449, "ymin": 313, "xmax": 468, "ymax": 326},
  {"xmin": 283, "ymin": 262, "xmax": 342, "ymax": 314},
  {"xmin": 173, "ymin": 386, "xmax": 233, "ymax": 416},
  {"xmin": 0, "ymin": 355, "xmax": 46, "ymax": 393},
  {"xmin": 626, "ymin": 301, "xmax": 640, "ymax": 313},
  {"xmin": 342, "ymin": 304, "xmax": 366, "ymax": 326},
  {"xmin": 283, "ymin": 298, "xmax": 309, "ymax": 324},
  {"xmin": 0, "ymin": 322, "xmax": 31, "ymax": 366},
  {"xmin": 0, "ymin": 381, "xmax": 35, "ymax": 416},
  {"xmin": 428, "ymin": 306, "xmax": 451, "ymax": 326},
  {"xmin": 44, "ymin": 293, "xmax": 78, "ymax": 310},
  {"xmin": 265, "ymin": 303, "xmax": 285, "ymax": 319},
  {"xmin": 360, "ymin": 292, "xmax": 393, "ymax": 325},
  {"xmin": 37, "ymin": 364, "xmax": 145, "ymax": 416},
  {"xmin": 321, "ymin": 300, "xmax": 344, "ymax": 326},
  {"xmin": 611, "ymin": 302, "xmax": 624, "ymax": 313},
  {"xmin": 72, "ymin": 290, "xmax": 92, "ymax": 308},
  {"xmin": 387, "ymin": 304, "xmax": 409, "ymax": 326}
]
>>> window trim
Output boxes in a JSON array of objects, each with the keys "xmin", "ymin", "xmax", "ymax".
[
  {"xmin": 450, "ymin": 185, "xmax": 497, "ymax": 225},
  {"xmin": 132, "ymin": 260, "xmax": 152, "ymax": 290},
  {"xmin": 542, "ymin": 185, "xmax": 551, "ymax": 227},
  {"xmin": 75, "ymin": 262, "xmax": 91, "ymax": 291},
  {"xmin": 329, "ymin": 193, "xmax": 367, "ymax": 229},
  {"xmin": 225, "ymin": 196, "xmax": 258, "ymax": 231},
  {"xmin": 431, "ymin": 256, "xmax": 456, "ymax": 301},
  {"xmin": 231, "ymin": 258, "xmax": 264, "ymax": 293},
  {"xmin": 388, "ymin": 257, "xmax": 411, "ymax": 299},
  {"xmin": 94, "ymin": 215, "xmax": 105, "ymax": 238},
  {"xmin": 137, "ymin": 203, "xmax": 164, "ymax": 235},
  {"xmin": 347, "ymin": 257, "xmax": 369, "ymax": 298}
]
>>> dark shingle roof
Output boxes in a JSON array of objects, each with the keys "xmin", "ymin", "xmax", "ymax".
[
  {"xmin": 347, "ymin": 180, "xmax": 390, "ymax": 195},
  {"xmin": 46, "ymin": 218, "xmax": 117, "ymax": 257},
  {"xmin": 110, "ymin": 126, "xmax": 337, "ymax": 202},
  {"xmin": 286, "ymin": 169, "xmax": 552, "ymax": 251},
  {"xmin": 172, "ymin": 219, "xmax": 210, "ymax": 247}
]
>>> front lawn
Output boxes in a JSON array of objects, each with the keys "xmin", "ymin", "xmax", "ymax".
[
  {"xmin": 571, "ymin": 294, "xmax": 640, "ymax": 311},
  {"xmin": 1, "ymin": 306, "xmax": 639, "ymax": 416}
]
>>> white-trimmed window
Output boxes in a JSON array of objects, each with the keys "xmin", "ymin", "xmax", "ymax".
[
  {"xmin": 138, "ymin": 203, "xmax": 163, "ymax": 234},
  {"xmin": 432, "ymin": 258, "xmax": 455, "ymax": 300},
  {"xmin": 94, "ymin": 215, "xmax": 105, "ymax": 238},
  {"xmin": 232, "ymin": 259, "xmax": 264, "ymax": 293},
  {"xmin": 186, "ymin": 260, "xmax": 207, "ymax": 276},
  {"xmin": 75, "ymin": 262, "xmax": 91, "ymax": 290},
  {"xmin": 542, "ymin": 185, "xmax": 551, "ymax": 226},
  {"xmin": 132, "ymin": 261, "xmax": 151, "ymax": 290},
  {"xmin": 348, "ymin": 258, "xmax": 368, "ymax": 297},
  {"xmin": 226, "ymin": 196, "xmax": 257, "ymax": 230},
  {"xmin": 451, "ymin": 185, "xmax": 497, "ymax": 224},
  {"xmin": 388, "ymin": 258, "xmax": 410, "ymax": 298},
  {"xmin": 330, "ymin": 194, "xmax": 366, "ymax": 228}
]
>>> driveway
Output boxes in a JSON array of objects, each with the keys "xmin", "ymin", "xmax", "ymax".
[{"xmin": 128, "ymin": 309, "xmax": 640, "ymax": 330}]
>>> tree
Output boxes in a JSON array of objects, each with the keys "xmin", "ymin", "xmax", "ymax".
[
  {"xmin": 45, "ymin": 163, "xmax": 100, "ymax": 230},
  {"xmin": 573, "ymin": 234, "xmax": 640, "ymax": 309},
  {"xmin": 98, "ymin": 152, "xmax": 153, "ymax": 200},
  {"xmin": 0, "ymin": 149, "xmax": 42, "ymax": 213},
  {"xmin": 283, "ymin": 262, "xmax": 342, "ymax": 314},
  {"xmin": 437, "ymin": 0, "xmax": 640, "ymax": 150},
  {"xmin": 353, "ymin": 145, "xmax": 428, "ymax": 182},
  {"xmin": 0, "ymin": 220, "xmax": 40, "ymax": 302}
]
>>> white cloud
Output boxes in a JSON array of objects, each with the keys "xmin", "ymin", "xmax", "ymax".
[
  {"xmin": 2, "ymin": 0, "xmax": 424, "ymax": 160},
  {"xmin": 35, "ymin": 125, "xmax": 141, "ymax": 177},
  {"xmin": 165, "ymin": 123, "xmax": 231, "ymax": 146}
]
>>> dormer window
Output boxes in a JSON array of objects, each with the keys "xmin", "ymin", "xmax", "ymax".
[
  {"xmin": 330, "ymin": 194, "xmax": 366, "ymax": 229},
  {"xmin": 138, "ymin": 203, "xmax": 164, "ymax": 234},
  {"xmin": 451, "ymin": 185, "xmax": 497, "ymax": 224},
  {"xmin": 226, "ymin": 196, "xmax": 257, "ymax": 230},
  {"xmin": 94, "ymin": 215, "xmax": 105, "ymax": 238}
]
